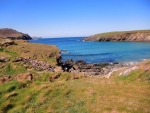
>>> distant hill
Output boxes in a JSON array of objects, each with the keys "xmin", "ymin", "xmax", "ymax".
[
  {"xmin": 31, "ymin": 36, "xmax": 42, "ymax": 40},
  {"xmin": 0, "ymin": 28, "xmax": 32, "ymax": 40},
  {"xmin": 83, "ymin": 30, "xmax": 150, "ymax": 42}
]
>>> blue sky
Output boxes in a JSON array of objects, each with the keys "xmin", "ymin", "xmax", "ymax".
[{"xmin": 0, "ymin": 0, "xmax": 150, "ymax": 37}]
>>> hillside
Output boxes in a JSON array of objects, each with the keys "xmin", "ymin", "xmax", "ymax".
[
  {"xmin": 0, "ymin": 32, "xmax": 150, "ymax": 112},
  {"xmin": 83, "ymin": 30, "xmax": 150, "ymax": 42},
  {"xmin": 0, "ymin": 57, "xmax": 150, "ymax": 112},
  {"xmin": 0, "ymin": 28, "xmax": 32, "ymax": 40}
]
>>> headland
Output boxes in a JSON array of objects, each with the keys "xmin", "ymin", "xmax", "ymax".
[{"xmin": 0, "ymin": 28, "xmax": 150, "ymax": 112}]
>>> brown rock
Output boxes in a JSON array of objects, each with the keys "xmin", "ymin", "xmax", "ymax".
[
  {"xmin": 49, "ymin": 73, "xmax": 61, "ymax": 82},
  {"xmin": 0, "ymin": 56, "xmax": 9, "ymax": 62},
  {"xmin": 0, "ymin": 76, "xmax": 12, "ymax": 84},
  {"xmin": 0, "ymin": 39, "xmax": 16, "ymax": 47},
  {"xmin": 15, "ymin": 73, "xmax": 33, "ymax": 82}
]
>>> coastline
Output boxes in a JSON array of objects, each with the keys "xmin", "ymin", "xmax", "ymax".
[
  {"xmin": 29, "ymin": 37, "xmax": 150, "ymax": 78},
  {"xmin": 56, "ymin": 55, "xmax": 148, "ymax": 78}
]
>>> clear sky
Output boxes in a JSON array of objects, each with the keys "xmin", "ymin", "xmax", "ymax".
[{"xmin": 0, "ymin": 0, "xmax": 150, "ymax": 37}]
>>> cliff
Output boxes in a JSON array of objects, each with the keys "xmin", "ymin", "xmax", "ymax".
[
  {"xmin": 0, "ymin": 28, "xmax": 32, "ymax": 40},
  {"xmin": 83, "ymin": 30, "xmax": 150, "ymax": 42}
]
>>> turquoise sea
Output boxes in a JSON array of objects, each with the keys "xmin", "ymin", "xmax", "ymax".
[{"xmin": 30, "ymin": 37, "xmax": 150, "ymax": 63}]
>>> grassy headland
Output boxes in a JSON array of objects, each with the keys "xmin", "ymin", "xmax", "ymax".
[
  {"xmin": 83, "ymin": 30, "xmax": 150, "ymax": 42},
  {"xmin": 0, "ymin": 28, "xmax": 150, "ymax": 112}
]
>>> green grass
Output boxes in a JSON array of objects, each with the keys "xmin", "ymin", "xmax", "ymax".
[
  {"xmin": 4, "ymin": 49, "xmax": 18, "ymax": 58},
  {"xmin": 0, "ymin": 48, "xmax": 4, "ymax": 52},
  {"xmin": 0, "ymin": 70, "xmax": 149, "ymax": 113},
  {"xmin": 95, "ymin": 30, "xmax": 150, "ymax": 39},
  {"xmin": 0, "ymin": 63, "xmax": 27, "ymax": 76},
  {"xmin": 116, "ymin": 69, "xmax": 150, "ymax": 83},
  {"xmin": 0, "ymin": 39, "xmax": 150, "ymax": 112}
]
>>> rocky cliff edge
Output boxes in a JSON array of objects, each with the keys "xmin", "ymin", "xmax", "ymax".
[
  {"xmin": 0, "ymin": 28, "xmax": 32, "ymax": 40},
  {"xmin": 83, "ymin": 30, "xmax": 150, "ymax": 42}
]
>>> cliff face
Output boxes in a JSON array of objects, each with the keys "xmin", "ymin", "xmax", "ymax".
[
  {"xmin": 83, "ymin": 30, "xmax": 150, "ymax": 42},
  {"xmin": 0, "ymin": 28, "xmax": 32, "ymax": 40}
]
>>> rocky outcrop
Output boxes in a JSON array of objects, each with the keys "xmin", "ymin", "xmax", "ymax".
[
  {"xmin": 56, "ymin": 57, "xmax": 128, "ymax": 77},
  {"xmin": 0, "ymin": 56, "xmax": 9, "ymax": 62},
  {"xmin": 15, "ymin": 73, "xmax": 33, "ymax": 82},
  {"xmin": 0, "ymin": 73, "xmax": 33, "ymax": 84},
  {"xmin": 13, "ymin": 57, "xmax": 55, "ymax": 71},
  {"xmin": 0, "ymin": 76, "xmax": 13, "ymax": 84},
  {"xmin": 0, "ymin": 28, "xmax": 32, "ymax": 40},
  {"xmin": 83, "ymin": 30, "xmax": 150, "ymax": 42},
  {"xmin": 0, "ymin": 39, "xmax": 16, "ymax": 47}
]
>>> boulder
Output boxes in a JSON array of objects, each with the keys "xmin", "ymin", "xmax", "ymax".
[
  {"xmin": 0, "ymin": 39, "xmax": 16, "ymax": 47},
  {"xmin": 49, "ymin": 73, "xmax": 61, "ymax": 82},
  {"xmin": 15, "ymin": 73, "xmax": 33, "ymax": 82},
  {"xmin": 0, "ymin": 56, "xmax": 9, "ymax": 62}
]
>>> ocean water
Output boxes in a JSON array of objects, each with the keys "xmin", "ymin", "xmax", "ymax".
[{"xmin": 30, "ymin": 37, "xmax": 150, "ymax": 63}]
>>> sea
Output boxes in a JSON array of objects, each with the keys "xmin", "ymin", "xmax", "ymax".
[{"xmin": 29, "ymin": 37, "xmax": 150, "ymax": 64}]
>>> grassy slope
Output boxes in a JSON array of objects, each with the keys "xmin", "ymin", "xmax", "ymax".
[
  {"xmin": 0, "ymin": 40, "xmax": 60, "ymax": 76},
  {"xmin": 0, "ymin": 39, "xmax": 150, "ymax": 113},
  {"xmin": 0, "ymin": 70, "xmax": 149, "ymax": 113},
  {"xmin": 94, "ymin": 30, "xmax": 150, "ymax": 39}
]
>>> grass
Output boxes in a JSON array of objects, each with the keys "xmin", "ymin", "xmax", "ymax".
[
  {"xmin": 94, "ymin": 30, "xmax": 150, "ymax": 39},
  {"xmin": 0, "ymin": 40, "xmax": 60, "ymax": 75},
  {"xmin": 0, "ymin": 63, "xmax": 27, "ymax": 76},
  {"xmin": 0, "ymin": 48, "xmax": 4, "ymax": 52},
  {"xmin": 4, "ymin": 49, "xmax": 18, "ymax": 58},
  {"xmin": 0, "ymin": 39, "xmax": 150, "ymax": 112},
  {"xmin": 0, "ymin": 69, "xmax": 149, "ymax": 113}
]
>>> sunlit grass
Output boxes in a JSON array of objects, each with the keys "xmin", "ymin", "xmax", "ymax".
[{"xmin": 0, "ymin": 70, "xmax": 149, "ymax": 113}]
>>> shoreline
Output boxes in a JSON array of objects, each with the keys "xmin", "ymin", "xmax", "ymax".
[
  {"xmin": 56, "ymin": 56, "xmax": 145, "ymax": 78},
  {"xmin": 28, "ymin": 39, "xmax": 150, "ymax": 78}
]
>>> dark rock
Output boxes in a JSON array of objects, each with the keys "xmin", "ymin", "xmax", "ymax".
[
  {"xmin": 0, "ymin": 39, "xmax": 16, "ymax": 47},
  {"xmin": 13, "ymin": 57, "xmax": 23, "ymax": 62},
  {"xmin": 0, "ymin": 76, "xmax": 12, "ymax": 84},
  {"xmin": 0, "ymin": 56, "xmax": 9, "ymax": 62},
  {"xmin": 49, "ymin": 73, "xmax": 61, "ymax": 82}
]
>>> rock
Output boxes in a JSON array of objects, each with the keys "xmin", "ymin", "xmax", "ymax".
[
  {"xmin": 0, "ymin": 39, "xmax": 16, "ymax": 47},
  {"xmin": 0, "ymin": 64, "xmax": 5, "ymax": 68},
  {"xmin": 15, "ymin": 73, "xmax": 33, "ymax": 82},
  {"xmin": 13, "ymin": 57, "xmax": 23, "ymax": 62},
  {"xmin": 0, "ymin": 56, "xmax": 9, "ymax": 62},
  {"xmin": 56, "ymin": 57, "xmax": 129, "ymax": 77},
  {"xmin": 49, "ymin": 73, "xmax": 61, "ymax": 82},
  {"xmin": 0, "ymin": 76, "xmax": 12, "ymax": 84},
  {"xmin": 13, "ymin": 57, "xmax": 55, "ymax": 72},
  {"xmin": 119, "ymin": 66, "xmax": 138, "ymax": 76}
]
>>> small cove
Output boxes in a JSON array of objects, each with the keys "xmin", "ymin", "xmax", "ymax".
[{"xmin": 30, "ymin": 37, "xmax": 150, "ymax": 64}]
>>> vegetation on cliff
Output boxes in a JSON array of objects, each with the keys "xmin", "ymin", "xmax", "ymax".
[
  {"xmin": 0, "ymin": 28, "xmax": 32, "ymax": 40},
  {"xmin": 83, "ymin": 30, "xmax": 150, "ymax": 42},
  {"xmin": 0, "ymin": 32, "xmax": 150, "ymax": 112},
  {"xmin": 0, "ymin": 39, "xmax": 60, "ymax": 76}
]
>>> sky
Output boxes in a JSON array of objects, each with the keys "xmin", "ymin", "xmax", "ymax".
[{"xmin": 0, "ymin": 0, "xmax": 150, "ymax": 38}]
